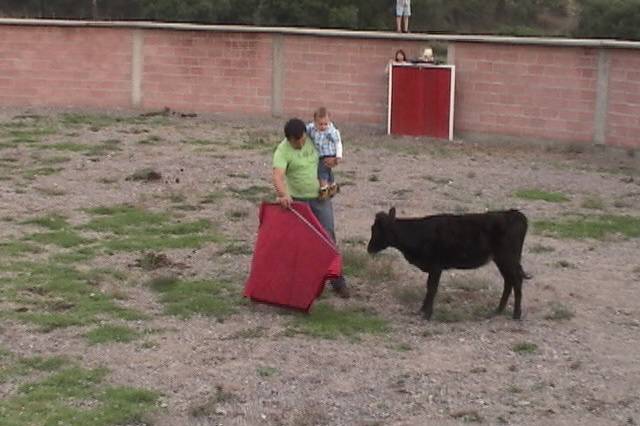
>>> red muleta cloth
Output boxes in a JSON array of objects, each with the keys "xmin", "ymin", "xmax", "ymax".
[{"xmin": 243, "ymin": 202, "xmax": 342, "ymax": 312}]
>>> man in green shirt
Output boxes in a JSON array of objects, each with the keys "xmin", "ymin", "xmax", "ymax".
[{"xmin": 272, "ymin": 118, "xmax": 349, "ymax": 298}]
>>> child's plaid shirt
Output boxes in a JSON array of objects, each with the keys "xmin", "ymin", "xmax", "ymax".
[{"xmin": 306, "ymin": 122, "xmax": 343, "ymax": 158}]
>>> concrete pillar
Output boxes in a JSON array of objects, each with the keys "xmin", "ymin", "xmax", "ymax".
[
  {"xmin": 131, "ymin": 30, "xmax": 144, "ymax": 108},
  {"xmin": 593, "ymin": 48, "xmax": 610, "ymax": 145},
  {"xmin": 271, "ymin": 34, "xmax": 284, "ymax": 117},
  {"xmin": 447, "ymin": 42, "xmax": 455, "ymax": 65}
]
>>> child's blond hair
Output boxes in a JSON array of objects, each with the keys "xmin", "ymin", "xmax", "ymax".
[{"xmin": 313, "ymin": 106, "xmax": 329, "ymax": 120}]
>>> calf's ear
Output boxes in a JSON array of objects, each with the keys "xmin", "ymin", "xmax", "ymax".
[{"xmin": 388, "ymin": 207, "xmax": 396, "ymax": 220}]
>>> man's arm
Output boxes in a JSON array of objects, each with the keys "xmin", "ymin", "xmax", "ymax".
[{"xmin": 272, "ymin": 167, "xmax": 292, "ymax": 208}]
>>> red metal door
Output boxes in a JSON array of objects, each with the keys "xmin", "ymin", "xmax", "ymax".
[{"xmin": 390, "ymin": 65, "xmax": 452, "ymax": 139}]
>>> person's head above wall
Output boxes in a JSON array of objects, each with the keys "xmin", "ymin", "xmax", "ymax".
[{"xmin": 394, "ymin": 49, "xmax": 407, "ymax": 62}]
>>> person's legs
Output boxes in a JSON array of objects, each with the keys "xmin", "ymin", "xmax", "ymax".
[
  {"xmin": 317, "ymin": 159, "xmax": 332, "ymax": 200},
  {"xmin": 396, "ymin": 16, "xmax": 402, "ymax": 32},
  {"xmin": 307, "ymin": 198, "xmax": 348, "ymax": 295},
  {"xmin": 403, "ymin": 15, "xmax": 410, "ymax": 32}
]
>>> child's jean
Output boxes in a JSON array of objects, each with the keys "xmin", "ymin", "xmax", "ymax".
[{"xmin": 318, "ymin": 156, "xmax": 335, "ymax": 185}]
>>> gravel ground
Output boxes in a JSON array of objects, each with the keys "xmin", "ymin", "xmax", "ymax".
[{"xmin": 1, "ymin": 108, "xmax": 639, "ymax": 426}]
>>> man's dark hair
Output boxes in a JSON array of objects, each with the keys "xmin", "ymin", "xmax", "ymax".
[{"xmin": 284, "ymin": 118, "xmax": 306, "ymax": 141}]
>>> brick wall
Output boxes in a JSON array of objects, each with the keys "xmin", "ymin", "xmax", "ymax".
[
  {"xmin": 606, "ymin": 49, "xmax": 640, "ymax": 148},
  {"xmin": 0, "ymin": 25, "xmax": 131, "ymax": 107},
  {"xmin": 0, "ymin": 21, "xmax": 639, "ymax": 148},
  {"xmin": 141, "ymin": 30, "xmax": 273, "ymax": 114},
  {"xmin": 453, "ymin": 42, "xmax": 598, "ymax": 143}
]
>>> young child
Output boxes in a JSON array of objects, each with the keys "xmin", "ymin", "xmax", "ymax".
[{"xmin": 306, "ymin": 107, "xmax": 343, "ymax": 200}]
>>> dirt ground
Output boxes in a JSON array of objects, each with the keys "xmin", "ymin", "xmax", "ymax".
[{"xmin": 1, "ymin": 108, "xmax": 639, "ymax": 426}]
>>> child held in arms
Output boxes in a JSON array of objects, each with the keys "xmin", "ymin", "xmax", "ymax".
[{"xmin": 306, "ymin": 107, "xmax": 343, "ymax": 200}]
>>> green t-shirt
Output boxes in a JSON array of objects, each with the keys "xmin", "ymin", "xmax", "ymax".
[{"xmin": 273, "ymin": 138, "xmax": 319, "ymax": 199}]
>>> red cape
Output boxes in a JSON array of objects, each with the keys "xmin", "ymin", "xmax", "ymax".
[{"xmin": 243, "ymin": 202, "xmax": 342, "ymax": 312}]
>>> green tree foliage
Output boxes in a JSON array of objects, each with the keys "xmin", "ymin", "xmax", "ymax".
[
  {"xmin": 0, "ymin": 0, "xmax": 638, "ymax": 41},
  {"xmin": 574, "ymin": 0, "xmax": 640, "ymax": 40}
]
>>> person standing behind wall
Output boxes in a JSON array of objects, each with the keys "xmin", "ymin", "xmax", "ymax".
[{"xmin": 396, "ymin": 0, "xmax": 411, "ymax": 33}]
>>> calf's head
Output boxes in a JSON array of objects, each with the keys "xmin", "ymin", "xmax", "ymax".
[{"xmin": 367, "ymin": 207, "xmax": 396, "ymax": 254}]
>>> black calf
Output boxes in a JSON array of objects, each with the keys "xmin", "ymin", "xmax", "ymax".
[{"xmin": 367, "ymin": 207, "xmax": 529, "ymax": 320}]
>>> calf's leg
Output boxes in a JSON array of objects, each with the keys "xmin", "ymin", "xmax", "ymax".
[
  {"xmin": 495, "ymin": 260, "xmax": 523, "ymax": 319},
  {"xmin": 420, "ymin": 269, "xmax": 442, "ymax": 320},
  {"xmin": 512, "ymin": 272, "xmax": 524, "ymax": 320}
]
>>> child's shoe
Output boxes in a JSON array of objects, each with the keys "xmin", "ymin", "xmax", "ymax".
[
  {"xmin": 328, "ymin": 182, "xmax": 340, "ymax": 198},
  {"xmin": 318, "ymin": 185, "xmax": 330, "ymax": 200}
]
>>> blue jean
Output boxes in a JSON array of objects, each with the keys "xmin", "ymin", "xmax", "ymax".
[
  {"xmin": 318, "ymin": 156, "xmax": 335, "ymax": 184},
  {"xmin": 294, "ymin": 197, "xmax": 347, "ymax": 290}
]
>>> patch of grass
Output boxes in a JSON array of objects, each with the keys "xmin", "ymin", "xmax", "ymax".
[
  {"xmin": 137, "ymin": 135, "xmax": 163, "ymax": 145},
  {"xmin": 343, "ymin": 249, "xmax": 398, "ymax": 283},
  {"xmin": 613, "ymin": 198, "xmax": 633, "ymax": 209},
  {"xmin": 24, "ymin": 228, "xmax": 90, "ymax": 248},
  {"xmin": 544, "ymin": 302, "xmax": 574, "ymax": 321},
  {"xmin": 226, "ymin": 326, "xmax": 267, "ymax": 339},
  {"xmin": 450, "ymin": 409, "xmax": 483, "ymax": 423},
  {"xmin": 84, "ymin": 205, "xmax": 167, "ymax": 233},
  {"xmin": 0, "ymin": 366, "xmax": 158, "ymax": 426},
  {"xmin": 0, "ymin": 355, "xmax": 70, "ymax": 383},
  {"xmin": 534, "ymin": 214, "xmax": 640, "ymax": 239},
  {"xmin": 529, "ymin": 243, "xmax": 555, "ymax": 254},
  {"xmin": 256, "ymin": 366, "xmax": 278, "ymax": 377},
  {"xmin": 219, "ymin": 243, "xmax": 253, "ymax": 255},
  {"xmin": 392, "ymin": 285, "xmax": 424, "ymax": 309},
  {"xmin": 85, "ymin": 324, "xmax": 140, "ymax": 345},
  {"xmin": 581, "ymin": 195, "xmax": 606, "ymax": 210},
  {"xmin": 135, "ymin": 252, "xmax": 173, "ymax": 270},
  {"xmin": 290, "ymin": 303, "xmax": 389, "ymax": 339},
  {"xmin": 554, "ymin": 260, "xmax": 574, "ymax": 268},
  {"xmin": 426, "ymin": 282, "xmax": 502, "ymax": 323},
  {"xmin": 125, "ymin": 168, "xmax": 162, "ymax": 182},
  {"xmin": 21, "ymin": 214, "xmax": 70, "ymax": 230},
  {"xmin": 48, "ymin": 245, "xmax": 99, "ymax": 264},
  {"xmin": 189, "ymin": 385, "xmax": 238, "ymax": 417},
  {"xmin": 2, "ymin": 125, "xmax": 57, "ymax": 145},
  {"xmin": 448, "ymin": 275, "xmax": 492, "ymax": 292},
  {"xmin": 97, "ymin": 176, "xmax": 119, "ymax": 184},
  {"xmin": 514, "ymin": 189, "xmax": 570, "ymax": 203},
  {"xmin": 226, "ymin": 209, "xmax": 249, "ymax": 221},
  {"xmin": 84, "ymin": 142, "xmax": 122, "ymax": 157},
  {"xmin": 42, "ymin": 142, "xmax": 89, "ymax": 152},
  {"xmin": 34, "ymin": 186, "xmax": 67, "ymax": 197},
  {"xmin": 146, "ymin": 275, "xmax": 238, "ymax": 319},
  {"xmin": 237, "ymin": 134, "xmax": 276, "ymax": 151},
  {"xmin": 182, "ymin": 138, "xmax": 215, "ymax": 146},
  {"xmin": 512, "ymin": 341, "xmax": 538, "ymax": 354},
  {"xmin": 83, "ymin": 205, "xmax": 221, "ymax": 252},
  {"xmin": 0, "ymin": 240, "xmax": 44, "ymax": 257},
  {"xmin": 22, "ymin": 167, "xmax": 63, "ymax": 180},
  {"xmin": 4, "ymin": 262, "xmax": 145, "ymax": 331},
  {"xmin": 37, "ymin": 155, "xmax": 71, "ymax": 165},
  {"xmin": 227, "ymin": 172, "xmax": 250, "ymax": 179},
  {"xmin": 200, "ymin": 191, "xmax": 225, "ymax": 204},
  {"xmin": 422, "ymin": 175, "xmax": 452, "ymax": 185},
  {"xmin": 229, "ymin": 185, "xmax": 272, "ymax": 203}
]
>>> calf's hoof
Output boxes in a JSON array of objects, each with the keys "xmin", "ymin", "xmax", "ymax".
[
  {"xmin": 512, "ymin": 310, "xmax": 523, "ymax": 320},
  {"xmin": 419, "ymin": 310, "xmax": 433, "ymax": 321}
]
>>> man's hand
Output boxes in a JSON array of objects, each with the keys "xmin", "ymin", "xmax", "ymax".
[
  {"xmin": 273, "ymin": 168, "xmax": 291, "ymax": 209},
  {"xmin": 323, "ymin": 157, "xmax": 339, "ymax": 168},
  {"xmin": 276, "ymin": 194, "xmax": 292, "ymax": 209}
]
